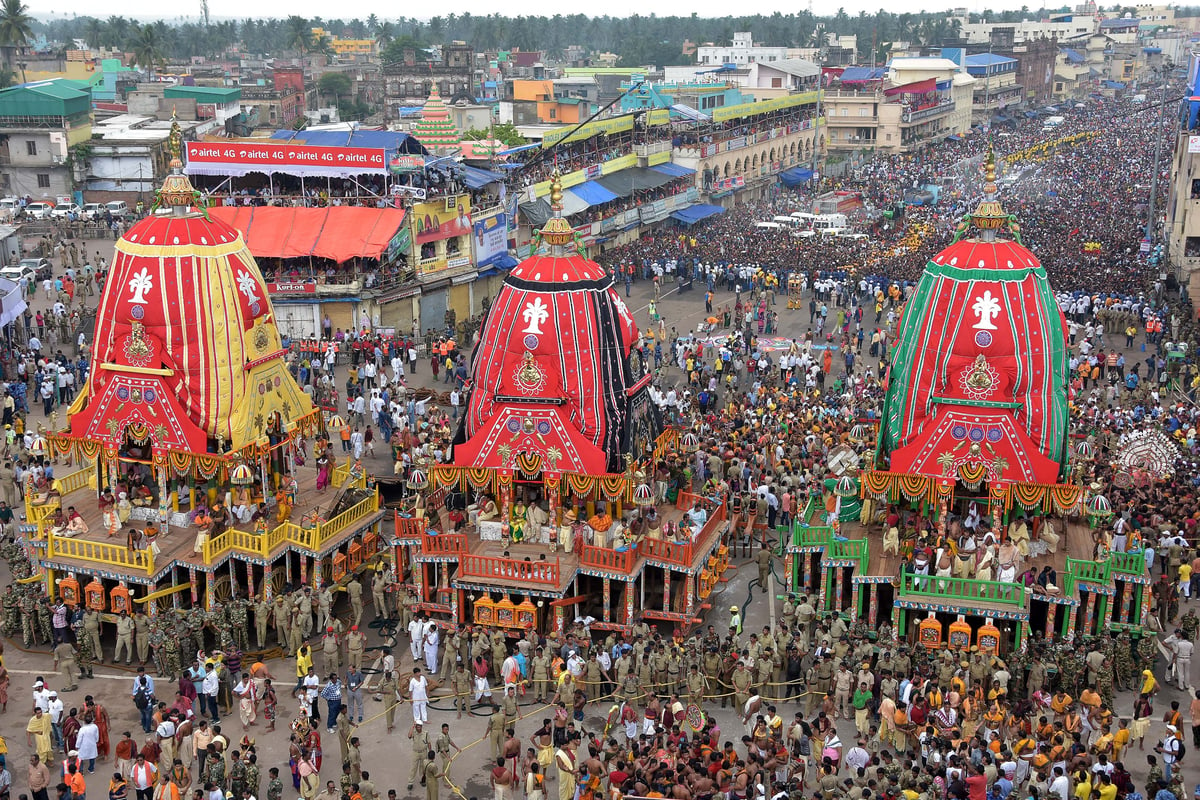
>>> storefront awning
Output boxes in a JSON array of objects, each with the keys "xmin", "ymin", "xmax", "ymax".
[
  {"xmin": 209, "ymin": 206, "xmax": 407, "ymax": 263},
  {"xmin": 595, "ymin": 167, "xmax": 677, "ymax": 198}
]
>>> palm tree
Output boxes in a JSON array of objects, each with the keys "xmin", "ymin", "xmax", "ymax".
[
  {"xmin": 130, "ymin": 23, "xmax": 165, "ymax": 80},
  {"xmin": 365, "ymin": 13, "xmax": 378, "ymax": 33},
  {"xmin": 284, "ymin": 15, "xmax": 310, "ymax": 55},
  {"xmin": 0, "ymin": 0, "xmax": 32, "ymax": 77},
  {"xmin": 84, "ymin": 17, "xmax": 102, "ymax": 49},
  {"xmin": 375, "ymin": 21, "xmax": 393, "ymax": 48}
]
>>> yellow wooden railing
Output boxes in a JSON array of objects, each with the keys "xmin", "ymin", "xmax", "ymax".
[
  {"xmin": 47, "ymin": 532, "xmax": 155, "ymax": 574},
  {"xmin": 202, "ymin": 492, "xmax": 380, "ymax": 562},
  {"xmin": 53, "ymin": 469, "xmax": 95, "ymax": 496}
]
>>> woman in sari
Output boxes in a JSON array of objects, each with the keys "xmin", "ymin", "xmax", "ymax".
[{"xmin": 315, "ymin": 453, "xmax": 332, "ymax": 492}]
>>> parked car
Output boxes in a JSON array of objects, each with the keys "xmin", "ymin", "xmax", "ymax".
[
  {"xmin": 24, "ymin": 202, "xmax": 54, "ymax": 219},
  {"xmin": 51, "ymin": 202, "xmax": 83, "ymax": 218},
  {"xmin": 19, "ymin": 257, "xmax": 52, "ymax": 280},
  {"xmin": 82, "ymin": 203, "xmax": 105, "ymax": 219},
  {"xmin": 0, "ymin": 264, "xmax": 35, "ymax": 283},
  {"xmin": 105, "ymin": 200, "xmax": 129, "ymax": 217}
]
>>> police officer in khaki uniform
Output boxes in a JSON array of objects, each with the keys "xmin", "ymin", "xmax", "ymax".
[
  {"xmin": 346, "ymin": 625, "xmax": 366, "ymax": 670},
  {"xmin": 321, "ymin": 626, "xmax": 341, "ymax": 675},
  {"xmin": 114, "ymin": 610, "xmax": 135, "ymax": 665},
  {"xmin": 450, "ymin": 662, "xmax": 472, "ymax": 719},
  {"xmin": 406, "ymin": 722, "xmax": 430, "ymax": 791}
]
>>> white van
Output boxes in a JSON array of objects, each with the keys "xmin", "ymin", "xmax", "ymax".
[
  {"xmin": 1042, "ymin": 115, "xmax": 1065, "ymax": 129},
  {"xmin": 791, "ymin": 211, "xmax": 816, "ymax": 225},
  {"xmin": 754, "ymin": 221, "xmax": 783, "ymax": 230},
  {"xmin": 772, "ymin": 215, "xmax": 800, "ymax": 227},
  {"xmin": 813, "ymin": 213, "xmax": 849, "ymax": 232},
  {"xmin": 105, "ymin": 200, "xmax": 129, "ymax": 217}
]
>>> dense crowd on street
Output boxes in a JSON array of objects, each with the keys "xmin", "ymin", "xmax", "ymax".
[{"xmin": 4, "ymin": 81, "xmax": 1200, "ymax": 800}]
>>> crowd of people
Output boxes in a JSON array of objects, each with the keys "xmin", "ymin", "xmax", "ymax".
[{"xmin": 2, "ymin": 71, "xmax": 1200, "ymax": 800}]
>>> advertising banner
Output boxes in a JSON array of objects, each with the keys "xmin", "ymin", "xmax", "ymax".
[
  {"xmin": 414, "ymin": 195, "xmax": 473, "ymax": 245},
  {"xmin": 185, "ymin": 141, "xmax": 387, "ymax": 177},
  {"xmin": 473, "ymin": 213, "xmax": 508, "ymax": 268}
]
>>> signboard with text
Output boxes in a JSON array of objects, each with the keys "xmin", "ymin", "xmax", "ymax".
[
  {"xmin": 186, "ymin": 141, "xmax": 388, "ymax": 177},
  {"xmin": 473, "ymin": 213, "xmax": 509, "ymax": 268},
  {"xmin": 267, "ymin": 282, "xmax": 317, "ymax": 294}
]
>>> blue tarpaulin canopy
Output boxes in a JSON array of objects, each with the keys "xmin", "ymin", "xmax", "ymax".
[
  {"xmin": 839, "ymin": 67, "xmax": 886, "ymax": 82},
  {"xmin": 271, "ymin": 129, "xmax": 426, "ymax": 158},
  {"xmin": 1103, "ymin": 80, "xmax": 1126, "ymax": 89},
  {"xmin": 567, "ymin": 180, "xmax": 620, "ymax": 206},
  {"xmin": 1061, "ymin": 49, "xmax": 1085, "ymax": 63},
  {"xmin": 650, "ymin": 162, "xmax": 696, "ymax": 178},
  {"xmin": 779, "ymin": 166, "xmax": 815, "ymax": 187},
  {"xmin": 460, "ymin": 164, "xmax": 506, "ymax": 190},
  {"xmin": 670, "ymin": 103, "xmax": 710, "ymax": 122},
  {"xmin": 671, "ymin": 204, "xmax": 726, "ymax": 224}
]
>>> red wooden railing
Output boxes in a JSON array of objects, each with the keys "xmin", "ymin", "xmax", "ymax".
[
  {"xmin": 579, "ymin": 542, "xmax": 636, "ymax": 573},
  {"xmin": 460, "ymin": 554, "xmax": 561, "ymax": 586},
  {"xmin": 638, "ymin": 502, "xmax": 728, "ymax": 568},
  {"xmin": 420, "ymin": 532, "xmax": 468, "ymax": 557},
  {"xmin": 394, "ymin": 512, "xmax": 425, "ymax": 540},
  {"xmin": 639, "ymin": 537, "xmax": 695, "ymax": 566}
]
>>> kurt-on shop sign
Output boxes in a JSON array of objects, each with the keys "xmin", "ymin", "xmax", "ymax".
[
  {"xmin": 185, "ymin": 142, "xmax": 388, "ymax": 176},
  {"xmin": 267, "ymin": 282, "xmax": 317, "ymax": 295}
]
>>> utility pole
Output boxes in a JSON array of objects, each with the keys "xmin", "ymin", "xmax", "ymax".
[{"xmin": 811, "ymin": 76, "xmax": 822, "ymax": 179}]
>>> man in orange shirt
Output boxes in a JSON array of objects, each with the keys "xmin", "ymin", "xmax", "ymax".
[
  {"xmin": 65, "ymin": 763, "xmax": 87, "ymax": 800},
  {"xmin": 152, "ymin": 773, "xmax": 180, "ymax": 800}
]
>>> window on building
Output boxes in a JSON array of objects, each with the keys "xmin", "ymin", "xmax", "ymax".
[
  {"xmin": 447, "ymin": 237, "xmax": 461, "ymax": 256},
  {"xmin": 549, "ymin": 108, "xmax": 556, "ymax": 119},
  {"xmin": 1186, "ymin": 236, "xmax": 1200, "ymax": 257},
  {"xmin": 1191, "ymin": 178, "xmax": 1200, "ymax": 199},
  {"xmin": 859, "ymin": 108, "xmax": 870, "ymax": 117},
  {"xmin": 25, "ymin": 140, "xmax": 36, "ymax": 156},
  {"xmin": 772, "ymin": 78, "xmax": 782, "ymax": 88},
  {"xmin": 36, "ymin": 174, "xmax": 49, "ymax": 188}
]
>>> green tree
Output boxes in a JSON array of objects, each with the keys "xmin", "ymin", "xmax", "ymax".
[
  {"xmin": 318, "ymin": 71, "xmax": 351, "ymax": 104},
  {"xmin": 130, "ymin": 23, "xmax": 165, "ymax": 79},
  {"xmin": 0, "ymin": 0, "xmax": 32, "ymax": 75},
  {"xmin": 381, "ymin": 34, "xmax": 425, "ymax": 64},
  {"xmin": 284, "ymin": 15, "xmax": 310, "ymax": 54},
  {"xmin": 463, "ymin": 122, "xmax": 525, "ymax": 146}
]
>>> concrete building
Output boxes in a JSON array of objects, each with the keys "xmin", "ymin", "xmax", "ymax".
[
  {"xmin": 696, "ymin": 32, "xmax": 788, "ymax": 66},
  {"xmin": 964, "ymin": 52, "xmax": 1021, "ymax": 123},
  {"xmin": 955, "ymin": 11, "xmax": 1099, "ymax": 45},
  {"xmin": 0, "ymin": 80, "xmax": 92, "ymax": 198},
  {"xmin": 382, "ymin": 43, "xmax": 477, "ymax": 119},
  {"xmin": 84, "ymin": 114, "xmax": 203, "ymax": 200},
  {"xmin": 1164, "ymin": 51, "xmax": 1200, "ymax": 294},
  {"xmin": 163, "ymin": 85, "xmax": 242, "ymax": 125},
  {"xmin": 821, "ymin": 58, "xmax": 975, "ymax": 154}
]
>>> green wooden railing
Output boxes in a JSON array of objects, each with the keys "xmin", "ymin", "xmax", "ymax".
[
  {"xmin": 1066, "ymin": 557, "xmax": 1111, "ymax": 585},
  {"xmin": 896, "ymin": 572, "xmax": 1026, "ymax": 607},
  {"xmin": 827, "ymin": 538, "xmax": 869, "ymax": 572},
  {"xmin": 792, "ymin": 497, "xmax": 836, "ymax": 548},
  {"xmin": 1107, "ymin": 551, "xmax": 1146, "ymax": 575}
]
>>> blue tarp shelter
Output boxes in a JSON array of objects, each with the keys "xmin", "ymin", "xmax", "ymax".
[
  {"xmin": 649, "ymin": 163, "xmax": 696, "ymax": 178},
  {"xmin": 779, "ymin": 166, "xmax": 815, "ymax": 187},
  {"xmin": 271, "ymin": 129, "xmax": 426, "ymax": 159},
  {"xmin": 671, "ymin": 204, "xmax": 726, "ymax": 224},
  {"xmin": 568, "ymin": 180, "xmax": 620, "ymax": 206}
]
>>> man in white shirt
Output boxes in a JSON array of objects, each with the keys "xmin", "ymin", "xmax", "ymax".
[
  {"xmin": 407, "ymin": 616, "xmax": 425, "ymax": 662},
  {"xmin": 201, "ymin": 664, "xmax": 221, "ymax": 723},
  {"xmin": 47, "ymin": 689, "xmax": 64, "ymax": 750},
  {"xmin": 1048, "ymin": 767, "xmax": 1070, "ymax": 800},
  {"xmin": 843, "ymin": 738, "xmax": 871, "ymax": 772},
  {"xmin": 302, "ymin": 667, "xmax": 320, "ymax": 719},
  {"xmin": 407, "ymin": 667, "xmax": 429, "ymax": 725}
]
